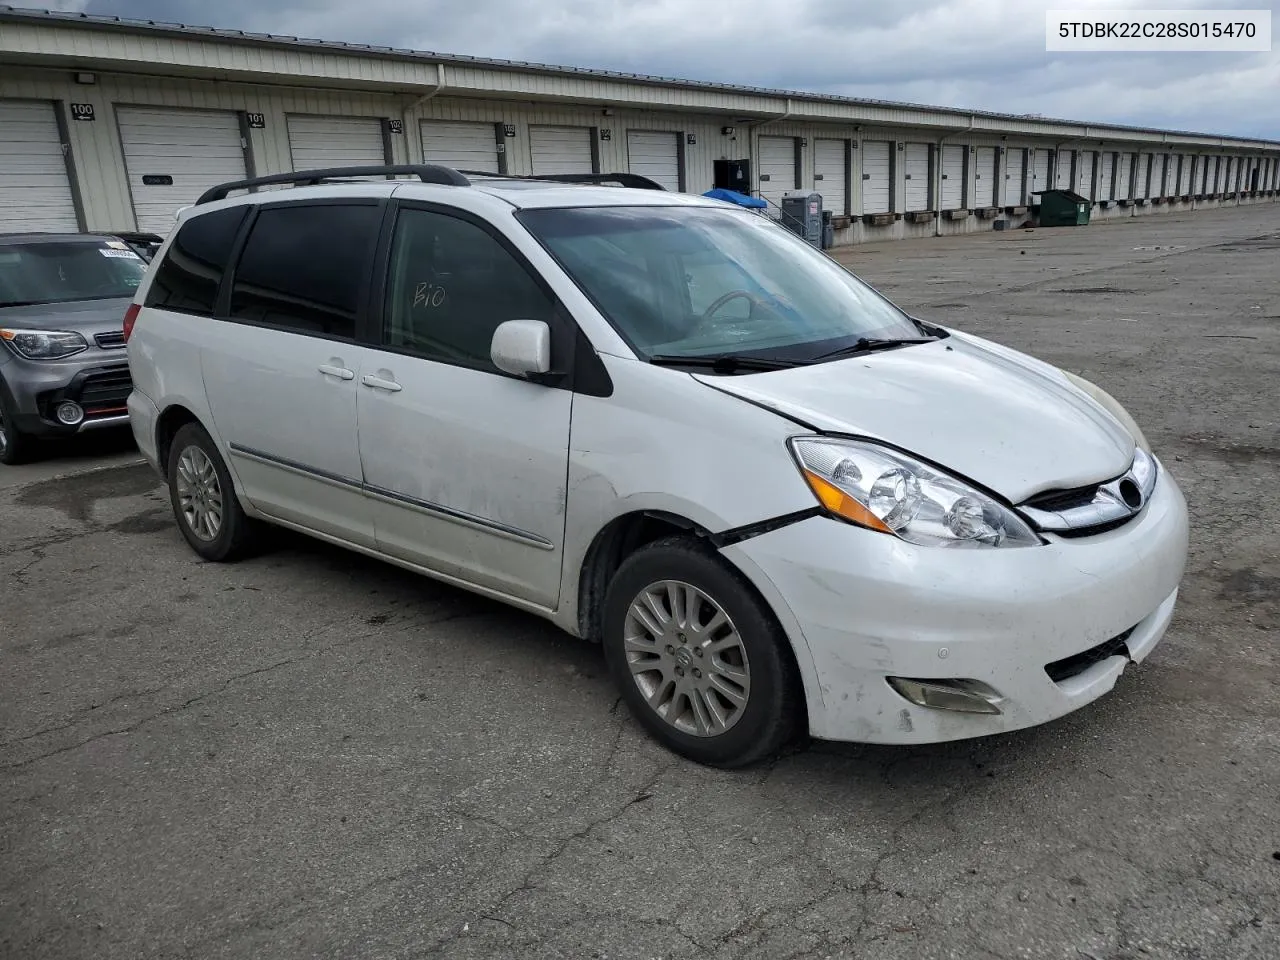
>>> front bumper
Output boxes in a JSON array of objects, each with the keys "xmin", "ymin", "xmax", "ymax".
[
  {"xmin": 2, "ymin": 357, "xmax": 133, "ymax": 437},
  {"xmin": 723, "ymin": 466, "xmax": 1189, "ymax": 744}
]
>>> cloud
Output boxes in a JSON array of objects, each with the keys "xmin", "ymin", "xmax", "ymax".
[{"xmin": 79, "ymin": 0, "xmax": 1280, "ymax": 139}]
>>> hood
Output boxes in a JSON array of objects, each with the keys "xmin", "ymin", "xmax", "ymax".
[
  {"xmin": 694, "ymin": 331, "xmax": 1135, "ymax": 503},
  {"xmin": 0, "ymin": 297, "xmax": 132, "ymax": 334}
]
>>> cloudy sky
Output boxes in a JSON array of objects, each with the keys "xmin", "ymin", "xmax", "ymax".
[{"xmin": 57, "ymin": 0, "xmax": 1280, "ymax": 138}]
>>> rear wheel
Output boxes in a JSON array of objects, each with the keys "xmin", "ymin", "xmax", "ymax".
[
  {"xmin": 0, "ymin": 388, "xmax": 35, "ymax": 466},
  {"xmin": 602, "ymin": 537, "xmax": 804, "ymax": 768},
  {"xmin": 167, "ymin": 422, "xmax": 259, "ymax": 561}
]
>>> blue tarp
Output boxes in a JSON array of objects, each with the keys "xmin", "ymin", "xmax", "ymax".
[{"xmin": 702, "ymin": 188, "xmax": 767, "ymax": 209}]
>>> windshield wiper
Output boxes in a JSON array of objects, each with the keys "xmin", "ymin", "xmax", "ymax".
[
  {"xmin": 808, "ymin": 337, "xmax": 937, "ymax": 363},
  {"xmin": 647, "ymin": 353, "xmax": 799, "ymax": 373},
  {"xmin": 0, "ymin": 301, "xmax": 41, "ymax": 308}
]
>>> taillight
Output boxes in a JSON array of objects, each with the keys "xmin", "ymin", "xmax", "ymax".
[{"xmin": 123, "ymin": 303, "xmax": 141, "ymax": 342}]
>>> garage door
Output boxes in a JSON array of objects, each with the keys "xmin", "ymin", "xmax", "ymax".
[
  {"xmin": 1135, "ymin": 154, "xmax": 1150, "ymax": 199},
  {"xmin": 1098, "ymin": 153, "xmax": 1115, "ymax": 201},
  {"xmin": 860, "ymin": 140, "xmax": 891, "ymax": 214},
  {"xmin": 757, "ymin": 136, "xmax": 797, "ymax": 213},
  {"xmin": 1004, "ymin": 148, "xmax": 1025, "ymax": 206},
  {"xmin": 1032, "ymin": 149, "xmax": 1051, "ymax": 199},
  {"xmin": 1224, "ymin": 157, "xmax": 1236, "ymax": 192},
  {"xmin": 1117, "ymin": 153, "xmax": 1133, "ymax": 200},
  {"xmin": 940, "ymin": 145, "xmax": 964, "ymax": 209},
  {"xmin": 1076, "ymin": 151, "xmax": 1096, "ymax": 200},
  {"xmin": 973, "ymin": 146, "xmax": 996, "ymax": 207},
  {"xmin": 420, "ymin": 121, "xmax": 499, "ymax": 174},
  {"xmin": 288, "ymin": 115, "xmax": 386, "ymax": 171},
  {"xmin": 1177, "ymin": 156, "xmax": 1193, "ymax": 195},
  {"xmin": 1054, "ymin": 149, "xmax": 1073, "ymax": 189},
  {"xmin": 813, "ymin": 139, "xmax": 846, "ymax": 215},
  {"xmin": 0, "ymin": 100, "xmax": 79, "ymax": 232},
  {"xmin": 530, "ymin": 126, "xmax": 593, "ymax": 175},
  {"xmin": 116, "ymin": 106, "xmax": 246, "ymax": 235},
  {"xmin": 627, "ymin": 130, "xmax": 680, "ymax": 192},
  {"xmin": 903, "ymin": 142, "xmax": 929, "ymax": 211}
]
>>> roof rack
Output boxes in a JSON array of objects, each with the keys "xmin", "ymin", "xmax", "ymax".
[
  {"xmin": 458, "ymin": 171, "xmax": 667, "ymax": 191},
  {"xmin": 195, "ymin": 164, "xmax": 471, "ymax": 204}
]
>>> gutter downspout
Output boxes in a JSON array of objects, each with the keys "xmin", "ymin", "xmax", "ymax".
[
  {"xmin": 402, "ymin": 62, "xmax": 446, "ymax": 164},
  {"xmin": 934, "ymin": 114, "xmax": 975, "ymax": 236}
]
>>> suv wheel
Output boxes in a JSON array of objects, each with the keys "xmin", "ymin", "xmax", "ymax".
[
  {"xmin": 601, "ymin": 537, "xmax": 804, "ymax": 768},
  {"xmin": 167, "ymin": 423, "xmax": 259, "ymax": 561},
  {"xmin": 0, "ymin": 389, "xmax": 34, "ymax": 466}
]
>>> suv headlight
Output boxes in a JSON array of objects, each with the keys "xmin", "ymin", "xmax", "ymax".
[
  {"xmin": 790, "ymin": 437, "xmax": 1040, "ymax": 548},
  {"xmin": 0, "ymin": 328, "xmax": 89, "ymax": 360}
]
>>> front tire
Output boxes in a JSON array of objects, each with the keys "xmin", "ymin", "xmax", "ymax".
[
  {"xmin": 602, "ymin": 537, "xmax": 804, "ymax": 768},
  {"xmin": 167, "ymin": 422, "xmax": 259, "ymax": 561}
]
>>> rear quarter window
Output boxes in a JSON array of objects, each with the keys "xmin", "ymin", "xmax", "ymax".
[{"xmin": 144, "ymin": 206, "xmax": 248, "ymax": 315}]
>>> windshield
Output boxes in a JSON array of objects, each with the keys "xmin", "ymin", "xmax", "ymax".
[
  {"xmin": 518, "ymin": 205, "xmax": 920, "ymax": 361},
  {"xmin": 0, "ymin": 241, "xmax": 147, "ymax": 308}
]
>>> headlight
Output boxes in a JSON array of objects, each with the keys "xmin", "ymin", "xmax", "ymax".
[
  {"xmin": 0, "ymin": 328, "xmax": 89, "ymax": 360},
  {"xmin": 790, "ymin": 437, "xmax": 1040, "ymax": 548},
  {"xmin": 1061, "ymin": 371, "xmax": 1150, "ymax": 452}
]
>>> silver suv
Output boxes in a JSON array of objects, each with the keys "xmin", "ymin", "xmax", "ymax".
[{"xmin": 0, "ymin": 233, "xmax": 144, "ymax": 464}]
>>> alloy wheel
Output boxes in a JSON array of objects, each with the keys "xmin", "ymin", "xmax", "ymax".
[{"xmin": 174, "ymin": 445, "xmax": 223, "ymax": 541}]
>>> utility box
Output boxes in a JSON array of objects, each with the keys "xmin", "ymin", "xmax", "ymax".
[
  {"xmin": 714, "ymin": 158, "xmax": 752, "ymax": 194},
  {"xmin": 1032, "ymin": 189, "xmax": 1091, "ymax": 226},
  {"xmin": 780, "ymin": 190, "xmax": 823, "ymax": 246}
]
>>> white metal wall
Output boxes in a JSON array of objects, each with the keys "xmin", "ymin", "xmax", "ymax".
[
  {"xmin": 813, "ymin": 138, "xmax": 847, "ymax": 215},
  {"xmin": 940, "ymin": 144, "xmax": 964, "ymax": 209},
  {"xmin": 420, "ymin": 120, "xmax": 500, "ymax": 174},
  {"xmin": 116, "ymin": 105, "xmax": 246, "ymax": 234},
  {"xmin": 0, "ymin": 99, "xmax": 79, "ymax": 231},
  {"xmin": 903, "ymin": 142, "xmax": 929, "ymax": 210},
  {"xmin": 861, "ymin": 140, "xmax": 891, "ymax": 214},
  {"xmin": 973, "ymin": 146, "xmax": 996, "ymax": 207}
]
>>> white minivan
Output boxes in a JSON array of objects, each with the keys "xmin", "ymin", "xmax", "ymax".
[{"xmin": 125, "ymin": 165, "xmax": 1189, "ymax": 767}]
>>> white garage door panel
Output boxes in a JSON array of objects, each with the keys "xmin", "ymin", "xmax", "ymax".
[
  {"xmin": 1098, "ymin": 153, "xmax": 1114, "ymax": 201},
  {"xmin": 1076, "ymin": 151, "xmax": 1096, "ymax": 200},
  {"xmin": 421, "ymin": 121, "xmax": 499, "ymax": 174},
  {"xmin": 1004, "ymin": 148, "xmax": 1025, "ymax": 206},
  {"xmin": 627, "ymin": 130, "xmax": 680, "ymax": 192},
  {"xmin": 974, "ymin": 146, "xmax": 996, "ymax": 207},
  {"xmin": 940, "ymin": 144, "xmax": 964, "ymax": 210},
  {"xmin": 0, "ymin": 100, "xmax": 79, "ymax": 232},
  {"xmin": 1032, "ymin": 149, "xmax": 1051, "ymax": 200},
  {"xmin": 1117, "ymin": 153, "xmax": 1133, "ymax": 199},
  {"xmin": 757, "ymin": 136, "xmax": 796, "ymax": 213},
  {"xmin": 903, "ymin": 142, "xmax": 929, "ymax": 211},
  {"xmin": 1178, "ymin": 156, "xmax": 1193, "ymax": 195},
  {"xmin": 813, "ymin": 139, "xmax": 846, "ymax": 215},
  {"xmin": 288, "ymin": 115, "xmax": 385, "ymax": 171},
  {"xmin": 530, "ymin": 126, "xmax": 593, "ymax": 175},
  {"xmin": 117, "ymin": 106, "xmax": 246, "ymax": 235},
  {"xmin": 861, "ymin": 140, "xmax": 891, "ymax": 215},
  {"xmin": 1055, "ymin": 149, "xmax": 1073, "ymax": 189},
  {"xmin": 1135, "ymin": 155, "xmax": 1150, "ymax": 199}
]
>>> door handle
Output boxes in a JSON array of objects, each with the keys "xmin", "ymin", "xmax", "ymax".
[
  {"xmin": 360, "ymin": 374, "xmax": 403, "ymax": 393},
  {"xmin": 318, "ymin": 364, "xmax": 355, "ymax": 380}
]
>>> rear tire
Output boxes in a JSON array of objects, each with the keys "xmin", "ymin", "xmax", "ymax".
[
  {"xmin": 167, "ymin": 422, "xmax": 260, "ymax": 561},
  {"xmin": 0, "ymin": 387, "xmax": 35, "ymax": 466},
  {"xmin": 602, "ymin": 536, "xmax": 804, "ymax": 768}
]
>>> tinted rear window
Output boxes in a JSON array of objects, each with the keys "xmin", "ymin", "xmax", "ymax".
[
  {"xmin": 144, "ymin": 207, "xmax": 247, "ymax": 315},
  {"xmin": 228, "ymin": 203, "xmax": 380, "ymax": 340}
]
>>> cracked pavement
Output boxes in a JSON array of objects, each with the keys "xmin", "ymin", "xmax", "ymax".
[{"xmin": 3, "ymin": 204, "xmax": 1279, "ymax": 960}]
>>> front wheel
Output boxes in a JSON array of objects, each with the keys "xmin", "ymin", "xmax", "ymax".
[
  {"xmin": 601, "ymin": 537, "xmax": 804, "ymax": 768},
  {"xmin": 166, "ymin": 422, "xmax": 260, "ymax": 561}
]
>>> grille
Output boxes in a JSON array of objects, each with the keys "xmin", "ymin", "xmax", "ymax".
[
  {"xmin": 1023, "ymin": 483, "xmax": 1102, "ymax": 513},
  {"xmin": 76, "ymin": 367, "xmax": 133, "ymax": 413},
  {"xmin": 1044, "ymin": 628, "xmax": 1135, "ymax": 684},
  {"xmin": 94, "ymin": 331, "xmax": 127, "ymax": 349}
]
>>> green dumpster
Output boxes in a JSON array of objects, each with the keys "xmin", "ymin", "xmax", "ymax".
[{"xmin": 1031, "ymin": 189, "xmax": 1091, "ymax": 226}]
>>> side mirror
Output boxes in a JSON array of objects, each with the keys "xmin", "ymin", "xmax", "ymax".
[{"xmin": 490, "ymin": 319, "xmax": 552, "ymax": 378}]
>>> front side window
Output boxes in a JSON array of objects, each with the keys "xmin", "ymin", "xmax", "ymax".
[
  {"xmin": 0, "ymin": 240, "xmax": 147, "ymax": 308},
  {"xmin": 229, "ymin": 203, "xmax": 380, "ymax": 339},
  {"xmin": 144, "ymin": 206, "xmax": 247, "ymax": 315},
  {"xmin": 519, "ymin": 205, "xmax": 919, "ymax": 362},
  {"xmin": 383, "ymin": 207, "xmax": 555, "ymax": 371}
]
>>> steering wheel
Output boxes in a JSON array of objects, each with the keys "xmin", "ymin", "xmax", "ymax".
[{"xmin": 687, "ymin": 289, "xmax": 767, "ymax": 337}]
